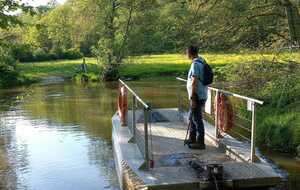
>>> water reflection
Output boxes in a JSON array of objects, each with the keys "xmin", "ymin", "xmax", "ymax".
[{"xmin": 0, "ymin": 82, "xmax": 119, "ymax": 190}]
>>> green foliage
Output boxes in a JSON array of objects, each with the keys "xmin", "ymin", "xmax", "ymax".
[
  {"xmin": 223, "ymin": 51, "xmax": 300, "ymax": 153},
  {"xmin": 260, "ymin": 72, "xmax": 300, "ymax": 108},
  {"xmin": 3, "ymin": 0, "xmax": 299, "ymax": 66},
  {"xmin": 256, "ymin": 110, "xmax": 298, "ymax": 153},
  {"xmin": 11, "ymin": 43, "xmax": 34, "ymax": 62},
  {"xmin": 0, "ymin": 44, "xmax": 22, "ymax": 87},
  {"xmin": 73, "ymin": 73, "xmax": 100, "ymax": 83},
  {"xmin": 11, "ymin": 44, "xmax": 83, "ymax": 62},
  {"xmin": 0, "ymin": 0, "xmax": 34, "ymax": 87},
  {"xmin": 93, "ymin": 0, "xmax": 147, "ymax": 81},
  {"xmin": 297, "ymin": 145, "xmax": 300, "ymax": 158},
  {"xmin": 3, "ymin": 0, "xmax": 300, "ymax": 58},
  {"xmin": 42, "ymin": 5, "xmax": 73, "ymax": 50},
  {"xmin": 0, "ymin": 0, "xmax": 33, "ymax": 28},
  {"xmin": 2, "ymin": 2, "xmax": 92, "ymax": 62}
]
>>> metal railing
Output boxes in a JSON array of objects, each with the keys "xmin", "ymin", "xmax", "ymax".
[
  {"xmin": 176, "ymin": 77, "xmax": 264, "ymax": 162},
  {"xmin": 119, "ymin": 79, "xmax": 151, "ymax": 170}
]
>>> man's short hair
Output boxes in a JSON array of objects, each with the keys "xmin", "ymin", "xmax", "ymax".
[{"xmin": 187, "ymin": 45, "xmax": 199, "ymax": 56}]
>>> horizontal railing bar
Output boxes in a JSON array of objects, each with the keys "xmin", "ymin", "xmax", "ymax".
[
  {"xmin": 176, "ymin": 77, "xmax": 264, "ymax": 105},
  {"xmin": 234, "ymin": 114, "xmax": 252, "ymax": 123},
  {"xmin": 119, "ymin": 79, "xmax": 150, "ymax": 110},
  {"xmin": 230, "ymin": 130, "xmax": 251, "ymax": 142},
  {"xmin": 176, "ymin": 77, "xmax": 188, "ymax": 82},
  {"xmin": 233, "ymin": 122, "xmax": 252, "ymax": 132}
]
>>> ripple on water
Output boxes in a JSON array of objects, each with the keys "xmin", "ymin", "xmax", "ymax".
[{"xmin": 0, "ymin": 83, "xmax": 120, "ymax": 190}]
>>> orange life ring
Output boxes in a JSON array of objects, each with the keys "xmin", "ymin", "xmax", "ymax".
[
  {"xmin": 118, "ymin": 85, "xmax": 128, "ymax": 126},
  {"xmin": 216, "ymin": 93, "xmax": 233, "ymax": 133}
]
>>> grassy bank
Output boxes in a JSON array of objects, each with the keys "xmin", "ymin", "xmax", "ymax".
[
  {"xmin": 18, "ymin": 52, "xmax": 299, "ymax": 80},
  {"xmin": 17, "ymin": 52, "xmax": 300, "ymax": 155},
  {"xmin": 121, "ymin": 52, "xmax": 299, "ymax": 78},
  {"xmin": 18, "ymin": 58, "xmax": 99, "ymax": 80}
]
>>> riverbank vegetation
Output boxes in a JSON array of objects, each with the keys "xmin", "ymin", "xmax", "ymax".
[{"xmin": 19, "ymin": 52, "xmax": 299, "ymax": 79}]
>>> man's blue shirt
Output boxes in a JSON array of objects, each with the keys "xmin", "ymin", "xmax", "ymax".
[{"xmin": 187, "ymin": 57, "xmax": 208, "ymax": 100}]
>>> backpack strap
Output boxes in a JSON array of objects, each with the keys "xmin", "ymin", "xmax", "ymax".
[
  {"xmin": 192, "ymin": 58, "xmax": 203, "ymax": 81},
  {"xmin": 193, "ymin": 57, "xmax": 206, "ymax": 65}
]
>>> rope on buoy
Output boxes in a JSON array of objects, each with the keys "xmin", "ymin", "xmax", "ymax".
[
  {"xmin": 216, "ymin": 92, "xmax": 233, "ymax": 133},
  {"xmin": 118, "ymin": 85, "xmax": 128, "ymax": 126}
]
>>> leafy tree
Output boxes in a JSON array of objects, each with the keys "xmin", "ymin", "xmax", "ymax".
[
  {"xmin": 93, "ymin": 0, "xmax": 148, "ymax": 81},
  {"xmin": 0, "ymin": 0, "xmax": 32, "ymax": 87},
  {"xmin": 0, "ymin": 0, "xmax": 31, "ymax": 28},
  {"xmin": 42, "ymin": 5, "xmax": 73, "ymax": 51}
]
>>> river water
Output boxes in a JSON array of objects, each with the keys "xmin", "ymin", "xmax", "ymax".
[{"xmin": 0, "ymin": 80, "xmax": 299, "ymax": 190}]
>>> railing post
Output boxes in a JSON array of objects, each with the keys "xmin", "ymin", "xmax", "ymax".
[
  {"xmin": 177, "ymin": 81, "xmax": 183, "ymax": 120},
  {"xmin": 132, "ymin": 96, "xmax": 136, "ymax": 137},
  {"xmin": 250, "ymin": 102, "xmax": 256, "ymax": 162},
  {"xmin": 177, "ymin": 82, "xmax": 180, "ymax": 110},
  {"xmin": 215, "ymin": 91, "xmax": 219, "ymax": 140},
  {"xmin": 144, "ymin": 108, "xmax": 150, "ymax": 170}
]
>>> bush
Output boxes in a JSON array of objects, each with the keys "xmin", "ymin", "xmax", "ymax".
[
  {"xmin": 12, "ymin": 45, "xmax": 84, "ymax": 62},
  {"xmin": 256, "ymin": 112, "xmax": 297, "ymax": 153},
  {"xmin": 224, "ymin": 54, "xmax": 300, "ymax": 154},
  {"xmin": 225, "ymin": 57, "xmax": 300, "ymax": 108},
  {"xmin": 63, "ymin": 48, "xmax": 83, "ymax": 59},
  {"xmin": 11, "ymin": 44, "xmax": 34, "ymax": 62},
  {"xmin": 0, "ymin": 64, "xmax": 20, "ymax": 87},
  {"xmin": 33, "ymin": 48, "xmax": 54, "ymax": 61},
  {"xmin": 73, "ymin": 73, "xmax": 100, "ymax": 83},
  {"xmin": 0, "ymin": 45, "xmax": 20, "ymax": 87}
]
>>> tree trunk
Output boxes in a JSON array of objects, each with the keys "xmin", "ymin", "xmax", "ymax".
[
  {"xmin": 102, "ymin": 0, "xmax": 119, "ymax": 81},
  {"xmin": 282, "ymin": 0, "xmax": 300, "ymax": 45},
  {"xmin": 107, "ymin": 0, "xmax": 117, "ymax": 66},
  {"xmin": 117, "ymin": 2, "xmax": 134, "ymax": 63}
]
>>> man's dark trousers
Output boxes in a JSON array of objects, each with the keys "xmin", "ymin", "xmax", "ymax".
[{"xmin": 189, "ymin": 97, "xmax": 206, "ymax": 143}]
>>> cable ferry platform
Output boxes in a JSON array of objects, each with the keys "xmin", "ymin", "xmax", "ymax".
[{"xmin": 112, "ymin": 79, "xmax": 283, "ymax": 190}]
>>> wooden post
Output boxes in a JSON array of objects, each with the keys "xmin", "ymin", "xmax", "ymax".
[
  {"xmin": 250, "ymin": 102, "xmax": 256, "ymax": 162},
  {"xmin": 82, "ymin": 57, "xmax": 87, "ymax": 73},
  {"xmin": 215, "ymin": 91, "xmax": 219, "ymax": 140},
  {"xmin": 144, "ymin": 108, "xmax": 149, "ymax": 170},
  {"xmin": 132, "ymin": 96, "xmax": 136, "ymax": 137}
]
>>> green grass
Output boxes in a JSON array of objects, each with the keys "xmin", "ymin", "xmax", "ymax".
[
  {"xmin": 122, "ymin": 53, "xmax": 253, "ymax": 77},
  {"xmin": 18, "ymin": 58, "xmax": 99, "ymax": 80},
  {"xmin": 18, "ymin": 52, "xmax": 299, "ymax": 80},
  {"xmin": 123, "ymin": 52, "xmax": 299, "ymax": 78}
]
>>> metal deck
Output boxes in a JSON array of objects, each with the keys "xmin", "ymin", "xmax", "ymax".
[
  {"xmin": 136, "ymin": 121, "xmax": 231, "ymax": 166},
  {"xmin": 112, "ymin": 108, "xmax": 282, "ymax": 190}
]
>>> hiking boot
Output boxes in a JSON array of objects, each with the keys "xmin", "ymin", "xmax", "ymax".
[
  {"xmin": 184, "ymin": 132, "xmax": 196, "ymax": 146},
  {"xmin": 188, "ymin": 143, "xmax": 206, "ymax": 150}
]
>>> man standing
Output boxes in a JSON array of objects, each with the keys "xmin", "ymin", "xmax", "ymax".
[{"xmin": 185, "ymin": 45, "xmax": 208, "ymax": 149}]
